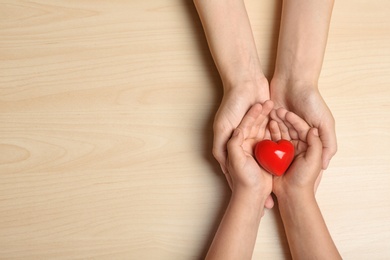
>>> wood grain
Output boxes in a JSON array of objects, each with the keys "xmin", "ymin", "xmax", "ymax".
[{"xmin": 1, "ymin": 0, "xmax": 390, "ymax": 259}]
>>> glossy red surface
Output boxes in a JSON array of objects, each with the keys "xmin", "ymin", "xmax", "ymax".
[{"xmin": 254, "ymin": 139, "xmax": 294, "ymax": 176}]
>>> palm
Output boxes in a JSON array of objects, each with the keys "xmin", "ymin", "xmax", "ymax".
[
  {"xmin": 231, "ymin": 149, "xmax": 269, "ymax": 191},
  {"xmin": 273, "ymin": 142, "xmax": 308, "ymax": 195},
  {"xmin": 213, "ymin": 80, "xmax": 270, "ymax": 174},
  {"xmin": 270, "ymin": 83, "xmax": 336, "ymax": 169},
  {"xmin": 240, "ymin": 136, "xmax": 272, "ymax": 189},
  {"xmin": 270, "ymin": 108, "xmax": 323, "ymax": 194}
]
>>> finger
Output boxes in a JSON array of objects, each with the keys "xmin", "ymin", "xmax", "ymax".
[
  {"xmin": 275, "ymin": 108, "xmax": 293, "ymax": 140},
  {"xmin": 256, "ymin": 100, "xmax": 274, "ymax": 133},
  {"xmin": 238, "ymin": 103, "xmax": 263, "ymax": 139},
  {"xmin": 269, "ymin": 120, "xmax": 281, "ymax": 141},
  {"xmin": 276, "ymin": 107, "xmax": 289, "ymax": 121},
  {"xmin": 278, "ymin": 120, "xmax": 292, "ymax": 140},
  {"xmin": 252, "ymin": 101, "xmax": 273, "ymax": 138},
  {"xmin": 227, "ymin": 128, "xmax": 245, "ymax": 164},
  {"xmin": 270, "ymin": 108, "xmax": 289, "ymax": 140},
  {"xmin": 271, "ymin": 108, "xmax": 285, "ymax": 126},
  {"xmin": 274, "ymin": 112, "xmax": 292, "ymax": 140},
  {"xmin": 225, "ymin": 129, "xmax": 245, "ymax": 190},
  {"xmin": 262, "ymin": 100, "xmax": 274, "ymax": 115},
  {"xmin": 264, "ymin": 128, "xmax": 271, "ymax": 140},
  {"xmin": 264, "ymin": 194, "xmax": 274, "ymax": 209},
  {"xmin": 258, "ymin": 116, "xmax": 270, "ymax": 139},
  {"xmin": 318, "ymin": 121, "xmax": 337, "ymax": 169},
  {"xmin": 295, "ymin": 140, "xmax": 308, "ymax": 155},
  {"xmin": 279, "ymin": 115, "xmax": 299, "ymax": 140},
  {"xmin": 305, "ymin": 128, "xmax": 323, "ymax": 164},
  {"xmin": 285, "ymin": 111, "xmax": 310, "ymax": 141},
  {"xmin": 270, "ymin": 109, "xmax": 279, "ymax": 122}
]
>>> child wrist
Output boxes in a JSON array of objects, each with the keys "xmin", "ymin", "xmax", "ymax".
[
  {"xmin": 275, "ymin": 187, "xmax": 315, "ymax": 205},
  {"xmin": 232, "ymin": 186, "xmax": 269, "ymax": 204}
]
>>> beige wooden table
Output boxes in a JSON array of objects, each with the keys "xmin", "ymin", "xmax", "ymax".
[{"xmin": 1, "ymin": 1, "xmax": 390, "ymax": 259}]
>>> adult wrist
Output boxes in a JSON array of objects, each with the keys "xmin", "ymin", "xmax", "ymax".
[
  {"xmin": 273, "ymin": 44, "xmax": 323, "ymax": 87},
  {"xmin": 222, "ymin": 74, "xmax": 270, "ymax": 103},
  {"xmin": 270, "ymin": 76, "xmax": 318, "ymax": 92},
  {"xmin": 222, "ymin": 70, "xmax": 268, "ymax": 91},
  {"xmin": 218, "ymin": 52, "xmax": 266, "ymax": 88}
]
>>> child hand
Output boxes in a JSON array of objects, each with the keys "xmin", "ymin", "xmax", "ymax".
[
  {"xmin": 225, "ymin": 101, "xmax": 273, "ymax": 200},
  {"xmin": 269, "ymin": 108, "xmax": 323, "ymax": 198}
]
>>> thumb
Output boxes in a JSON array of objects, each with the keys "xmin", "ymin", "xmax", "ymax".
[
  {"xmin": 305, "ymin": 128, "xmax": 323, "ymax": 164},
  {"xmin": 318, "ymin": 123, "xmax": 337, "ymax": 169},
  {"xmin": 227, "ymin": 128, "xmax": 245, "ymax": 162}
]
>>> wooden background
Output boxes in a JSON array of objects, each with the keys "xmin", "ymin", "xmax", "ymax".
[{"xmin": 1, "ymin": 0, "xmax": 389, "ymax": 259}]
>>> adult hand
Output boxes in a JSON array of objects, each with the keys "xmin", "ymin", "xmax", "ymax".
[
  {"xmin": 270, "ymin": 80, "xmax": 336, "ymax": 169},
  {"xmin": 269, "ymin": 0, "xmax": 335, "ymax": 169},
  {"xmin": 213, "ymin": 78, "xmax": 270, "ymax": 175},
  {"xmin": 214, "ymin": 82, "xmax": 273, "ymax": 208}
]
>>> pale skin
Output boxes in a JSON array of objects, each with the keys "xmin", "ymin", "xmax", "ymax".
[
  {"xmin": 206, "ymin": 102, "xmax": 273, "ymax": 260},
  {"xmin": 206, "ymin": 104, "xmax": 341, "ymax": 259},
  {"xmin": 270, "ymin": 108, "xmax": 324, "ymax": 192},
  {"xmin": 193, "ymin": 0, "xmax": 274, "ymax": 208},
  {"xmin": 193, "ymin": 0, "xmax": 337, "ymax": 177},
  {"xmin": 195, "ymin": 1, "xmax": 339, "ymax": 257},
  {"xmin": 193, "ymin": 0, "xmax": 270, "ymax": 174},
  {"xmin": 270, "ymin": 0, "xmax": 337, "ymax": 169},
  {"xmin": 270, "ymin": 108, "xmax": 341, "ymax": 259}
]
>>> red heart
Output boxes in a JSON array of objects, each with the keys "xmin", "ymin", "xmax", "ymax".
[{"xmin": 254, "ymin": 139, "xmax": 295, "ymax": 176}]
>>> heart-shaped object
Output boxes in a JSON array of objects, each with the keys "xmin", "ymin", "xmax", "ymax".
[{"xmin": 254, "ymin": 139, "xmax": 295, "ymax": 176}]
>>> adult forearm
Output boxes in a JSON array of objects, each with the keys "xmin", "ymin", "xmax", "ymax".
[
  {"xmin": 206, "ymin": 190, "xmax": 266, "ymax": 260},
  {"xmin": 273, "ymin": 0, "xmax": 334, "ymax": 85},
  {"xmin": 193, "ymin": 0, "xmax": 265, "ymax": 89},
  {"xmin": 278, "ymin": 192, "xmax": 341, "ymax": 259}
]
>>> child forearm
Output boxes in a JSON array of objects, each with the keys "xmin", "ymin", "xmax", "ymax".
[
  {"xmin": 278, "ymin": 191, "xmax": 341, "ymax": 260},
  {"xmin": 206, "ymin": 190, "xmax": 266, "ymax": 260}
]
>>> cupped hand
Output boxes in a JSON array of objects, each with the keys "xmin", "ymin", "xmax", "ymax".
[
  {"xmin": 225, "ymin": 101, "xmax": 274, "ymax": 207},
  {"xmin": 270, "ymin": 80, "xmax": 336, "ymax": 169},
  {"xmin": 213, "ymin": 79, "xmax": 270, "ymax": 175},
  {"xmin": 269, "ymin": 108, "xmax": 323, "ymax": 197}
]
